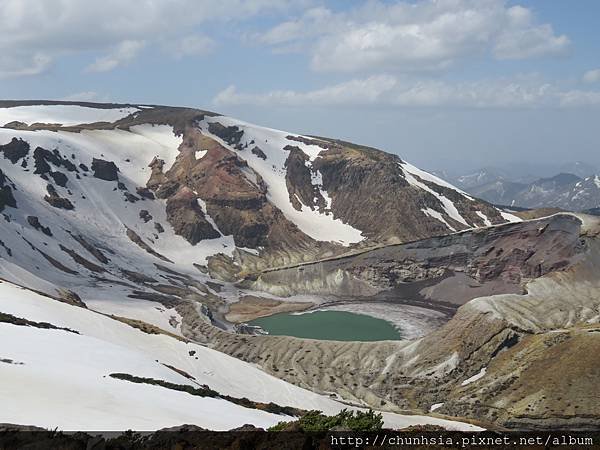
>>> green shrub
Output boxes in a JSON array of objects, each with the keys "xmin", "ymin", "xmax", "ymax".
[{"xmin": 268, "ymin": 409, "xmax": 383, "ymax": 432}]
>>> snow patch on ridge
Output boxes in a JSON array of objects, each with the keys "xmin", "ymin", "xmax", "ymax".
[
  {"xmin": 402, "ymin": 162, "xmax": 469, "ymax": 227},
  {"xmin": 475, "ymin": 211, "xmax": 492, "ymax": 227},
  {"xmin": 500, "ymin": 210, "xmax": 522, "ymax": 223},
  {"xmin": 0, "ymin": 105, "xmax": 139, "ymax": 127},
  {"xmin": 421, "ymin": 208, "xmax": 457, "ymax": 232}
]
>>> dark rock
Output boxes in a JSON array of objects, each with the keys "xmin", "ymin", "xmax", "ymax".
[
  {"xmin": 44, "ymin": 184, "xmax": 74, "ymax": 210},
  {"xmin": 57, "ymin": 289, "xmax": 87, "ymax": 308},
  {"xmin": 91, "ymin": 158, "xmax": 119, "ymax": 181},
  {"xmin": 124, "ymin": 192, "xmax": 139, "ymax": 203},
  {"xmin": 166, "ymin": 189, "xmax": 220, "ymax": 245},
  {"xmin": 286, "ymin": 134, "xmax": 329, "ymax": 149},
  {"xmin": 251, "ymin": 146, "xmax": 267, "ymax": 160},
  {"xmin": 117, "ymin": 181, "xmax": 127, "ymax": 190},
  {"xmin": 121, "ymin": 269, "xmax": 157, "ymax": 284},
  {"xmin": 154, "ymin": 222, "xmax": 164, "ymax": 233},
  {"xmin": 68, "ymin": 233, "xmax": 110, "ymax": 264},
  {"xmin": 208, "ymin": 122, "xmax": 244, "ymax": 147},
  {"xmin": 79, "ymin": 163, "xmax": 89, "ymax": 172},
  {"xmin": 284, "ymin": 147, "xmax": 326, "ymax": 212},
  {"xmin": 0, "ymin": 137, "xmax": 30, "ymax": 163},
  {"xmin": 32, "ymin": 147, "xmax": 53, "ymax": 174},
  {"xmin": 27, "ymin": 216, "xmax": 52, "ymax": 236},
  {"xmin": 147, "ymin": 157, "xmax": 168, "ymax": 190},
  {"xmin": 32, "ymin": 147, "xmax": 77, "ymax": 176},
  {"xmin": 139, "ymin": 210, "xmax": 152, "ymax": 223},
  {"xmin": 44, "ymin": 195, "xmax": 74, "ymax": 210},
  {"xmin": 59, "ymin": 244, "xmax": 105, "ymax": 273},
  {"xmin": 0, "ymin": 169, "xmax": 17, "ymax": 212},
  {"xmin": 136, "ymin": 187, "xmax": 155, "ymax": 200},
  {"xmin": 49, "ymin": 171, "xmax": 68, "ymax": 187}
]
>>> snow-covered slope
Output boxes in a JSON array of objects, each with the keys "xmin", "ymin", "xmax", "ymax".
[
  {"xmin": 0, "ymin": 104, "xmax": 139, "ymax": 126},
  {"xmin": 0, "ymin": 280, "xmax": 481, "ymax": 431}
]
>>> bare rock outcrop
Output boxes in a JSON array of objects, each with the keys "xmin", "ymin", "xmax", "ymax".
[
  {"xmin": 166, "ymin": 187, "xmax": 220, "ymax": 245},
  {"xmin": 91, "ymin": 158, "xmax": 119, "ymax": 181}
]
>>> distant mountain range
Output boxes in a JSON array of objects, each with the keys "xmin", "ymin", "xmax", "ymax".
[{"xmin": 437, "ymin": 166, "xmax": 600, "ymax": 212}]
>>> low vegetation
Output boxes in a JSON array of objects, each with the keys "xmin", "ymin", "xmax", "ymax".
[
  {"xmin": 109, "ymin": 373, "xmax": 305, "ymax": 417},
  {"xmin": 268, "ymin": 409, "xmax": 383, "ymax": 432}
]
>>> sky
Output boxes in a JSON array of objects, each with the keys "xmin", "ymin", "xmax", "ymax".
[{"xmin": 1, "ymin": 0, "xmax": 599, "ymax": 174}]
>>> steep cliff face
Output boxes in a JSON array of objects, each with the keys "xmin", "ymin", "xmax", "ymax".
[
  {"xmin": 249, "ymin": 214, "xmax": 583, "ymax": 301},
  {"xmin": 313, "ymin": 140, "xmax": 508, "ymax": 242}
]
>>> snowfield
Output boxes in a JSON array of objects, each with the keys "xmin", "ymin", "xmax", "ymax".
[
  {"xmin": 0, "ymin": 281, "xmax": 482, "ymax": 431},
  {"xmin": 0, "ymin": 104, "xmax": 139, "ymax": 127}
]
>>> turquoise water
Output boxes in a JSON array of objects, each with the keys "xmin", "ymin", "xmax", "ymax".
[{"xmin": 248, "ymin": 310, "xmax": 402, "ymax": 341}]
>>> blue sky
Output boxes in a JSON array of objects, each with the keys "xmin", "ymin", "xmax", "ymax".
[{"xmin": 1, "ymin": 0, "xmax": 599, "ymax": 173}]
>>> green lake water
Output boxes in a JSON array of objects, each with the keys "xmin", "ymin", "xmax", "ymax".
[{"xmin": 248, "ymin": 310, "xmax": 402, "ymax": 341}]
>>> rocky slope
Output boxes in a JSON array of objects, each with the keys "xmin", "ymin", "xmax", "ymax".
[{"xmin": 199, "ymin": 214, "xmax": 600, "ymax": 430}]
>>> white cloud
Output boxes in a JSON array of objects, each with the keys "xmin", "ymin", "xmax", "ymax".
[
  {"xmin": 0, "ymin": 0, "xmax": 296, "ymax": 77},
  {"xmin": 86, "ymin": 40, "xmax": 145, "ymax": 73},
  {"xmin": 583, "ymin": 69, "xmax": 600, "ymax": 84},
  {"xmin": 0, "ymin": 52, "xmax": 51, "ymax": 79},
  {"xmin": 494, "ymin": 24, "xmax": 569, "ymax": 59},
  {"xmin": 213, "ymin": 75, "xmax": 600, "ymax": 109},
  {"xmin": 168, "ymin": 35, "xmax": 216, "ymax": 59},
  {"xmin": 214, "ymin": 75, "xmax": 398, "ymax": 106},
  {"xmin": 255, "ymin": 0, "xmax": 570, "ymax": 73}
]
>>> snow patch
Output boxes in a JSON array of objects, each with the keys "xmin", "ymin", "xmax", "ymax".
[
  {"xmin": 475, "ymin": 211, "xmax": 492, "ymax": 227},
  {"xmin": 461, "ymin": 367, "xmax": 487, "ymax": 386},
  {"xmin": 500, "ymin": 211, "xmax": 522, "ymax": 223},
  {"xmin": 421, "ymin": 208, "xmax": 457, "ymax": 232},
  {"xmin": 401, "ymin": 162, "xmax": 469, "ymax": 227}
]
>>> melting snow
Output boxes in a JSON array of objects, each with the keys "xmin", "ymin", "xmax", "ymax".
[
  {"xmin": 461, "ymin": 367, "xmax": 487, "ymax": 386},
  {"xmin": 421, "ymin": 208, "xmax": 457, "ymax": 232},
  {"xmin": 475, "ymin": 211, "xmax": 492, "ymax": 227},
  {"xmin": 500, "ymin": 211, "xmax": 522, "ymax": 223},
  {"xmin": 402, "ymin": 162, "xmax": 469, "ymax": 227}
]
